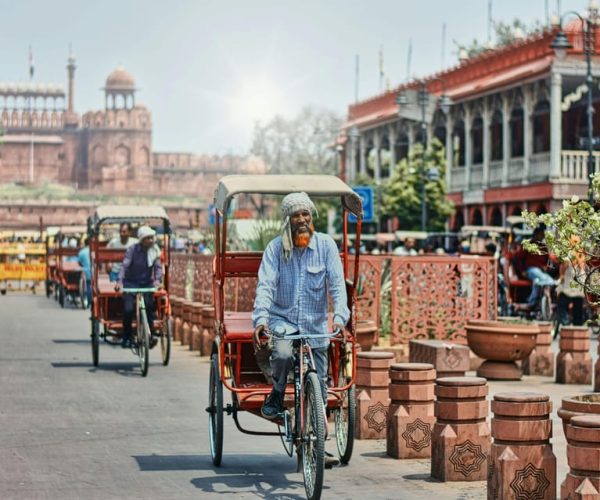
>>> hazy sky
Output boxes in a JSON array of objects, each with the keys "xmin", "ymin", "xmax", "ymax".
[{"xmin": 0, "ymin": 0, "xmax": 592, "ymax": 154}]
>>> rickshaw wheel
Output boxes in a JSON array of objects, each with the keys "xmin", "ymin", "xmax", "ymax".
[
  {"xmin": 91, "ymin": 319, "xmax": 100, "ymax": 367},
  {"xmin": 208, "ymin": 352, "xmax": 223, "ymax": 466},
  {"xmin": 334, "ymin": 360, "xmax": 355, "ymax": 464},
  {"xmin": 540, "ymin": 292, "xmax": 552, "ymax": 322},
  {"xmin": 45, "ymin": 280, "xmax": 51, "ymax": 298},
  {"xmin": 301, "ymin": 371, "xmax": 325, "ymax": 500},
  {"xmin": 79, "ymin": 274, "xmax": 88, "ymax": 309},
  {"xmin": 59, "ymin": 285, "xmax": 65, "ymax": 308},
  {"xmin": 160, "ymin": 317, "xmax": 172, "ymax": 366},
  {"xmin": 138, "ymin": 308, "xmax": 150, "ymax": 377}
]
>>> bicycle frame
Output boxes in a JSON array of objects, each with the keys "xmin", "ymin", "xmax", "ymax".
[{"xmin": 122, "ymin": 287, "xmax": 156, "ymax": 342}]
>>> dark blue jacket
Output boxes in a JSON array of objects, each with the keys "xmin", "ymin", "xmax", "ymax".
[{"xmin": 118, "ymin": 243, "xmax": 162, "ymax": 288}]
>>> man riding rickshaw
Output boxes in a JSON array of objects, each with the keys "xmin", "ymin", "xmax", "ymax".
[{"xmin": 208, "ymin": 175, "xmax": 363, "ymax": 500}]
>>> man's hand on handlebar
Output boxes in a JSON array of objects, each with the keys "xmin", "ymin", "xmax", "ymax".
[
  {"xmin": 332, "ymin": 322, "xmax": 347, "ymax": 343},
  {"xmin": 253, "ymin": 324, "xmax": 269, "ymax": 352},
  {"xmin": 114, "ymin": 282, "xmax": 121, "ymax": 292}
]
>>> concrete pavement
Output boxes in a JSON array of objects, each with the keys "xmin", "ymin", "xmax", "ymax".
[{"xmin": 0, "ymin": 294, "xmax": 597, "ymax": 499}]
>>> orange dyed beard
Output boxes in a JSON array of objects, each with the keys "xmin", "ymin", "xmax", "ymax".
[{"xmin": 293, "ymin": 223, "xmax": 314, "ymax": 248}]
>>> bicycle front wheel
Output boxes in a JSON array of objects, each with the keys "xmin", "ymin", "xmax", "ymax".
[
  {"xmin": 138, "ymin": 307, "xmax": 150, "ymax": 377},
  {"xmin": 301, "ymin": 371, "xmax": 325, "ymax": 500}
]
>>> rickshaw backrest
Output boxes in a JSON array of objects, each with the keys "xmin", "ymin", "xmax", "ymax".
[
  {"xmin": 95, "ymin": 247, "xmax": 127, "ymax": 263},
  {"xmin": 222, "ymin": 252, "xmax": 262, "ymax": 278}
]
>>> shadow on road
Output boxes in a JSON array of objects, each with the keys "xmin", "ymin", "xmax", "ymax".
[
  {"xmin": 50, "ymin": 360, "xmax": 147, "ymax": 377},
  {"xmin": 52, "ymin": 339, "xmax": 90, "ymax": 344},
  {"xmin": 133, "ymin": 453, "xmax": 309, "ymax": 499}
]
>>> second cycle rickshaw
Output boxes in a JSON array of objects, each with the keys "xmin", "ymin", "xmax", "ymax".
[
  {"xmin": 88, "ymin": 206, "xmax": 173, "ymax": 376},
  {"xmin": 206, "ymin": 175, "xmax": 363, "ymax": 500}
]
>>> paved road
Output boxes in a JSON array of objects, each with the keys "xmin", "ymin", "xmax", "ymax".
[{"xmin": 1, "ymin": 294, "xmax": 596, "ymax": 499}]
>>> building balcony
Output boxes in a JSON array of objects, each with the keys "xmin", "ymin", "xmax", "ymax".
[{"xmin": 449, "ymin": 150, "xmax": 600, "ymax": 193}]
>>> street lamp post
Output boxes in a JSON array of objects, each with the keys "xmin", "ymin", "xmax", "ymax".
[
  {"xmin": 396, "ymin": 80, "xmax": 451, "ymax": 231},
  {"xmin": 551, "ymin": 4, "xmax": 599, "ymax": 201}
]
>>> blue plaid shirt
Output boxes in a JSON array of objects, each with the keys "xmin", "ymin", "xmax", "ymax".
[{"xmin": 252, "ymin": 232, "xmax": 350, "ymax": 349}]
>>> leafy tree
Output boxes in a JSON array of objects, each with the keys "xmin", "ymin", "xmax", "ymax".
[{"xmin": 382, "ymin": 138, "xmax": 453, "ymax": 231}]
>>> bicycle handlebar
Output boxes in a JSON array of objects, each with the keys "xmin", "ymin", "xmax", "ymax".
[{"xmin": 122, "ymin": 287, "xmax": 157, "ymax": 293}]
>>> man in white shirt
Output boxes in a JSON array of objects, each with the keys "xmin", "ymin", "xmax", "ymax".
[{"xmin": 107, "ymin": 223, "xmax": 138, "ymax": 281}]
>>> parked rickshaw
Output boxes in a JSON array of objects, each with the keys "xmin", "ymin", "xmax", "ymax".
[
  {"xmin": 88, "ymin": 206, "xmax": 172, "ymax": 376},
  {"xmin": 54, "ymin": 226, "xmax": 87, "ymax": 308},
  {"xmin": 207, "ymin": 175, "xmax": 363, "ymax": 500}
]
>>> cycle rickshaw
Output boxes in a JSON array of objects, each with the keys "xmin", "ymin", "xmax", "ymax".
[
  {"xmin": 54, "ymin": 226, "xmax": 88, "ymax": 308},
  {"xmin": 207, "ymin": 175, "xmax": 363, "ymax": 500},
  {"xmin": 87, "ymin": 206, "xmax": 172, "ymax": 376}
]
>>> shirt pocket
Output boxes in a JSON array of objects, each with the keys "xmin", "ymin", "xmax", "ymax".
[{"xmin": 306, "ymin": 265, "xmax": 326, "ymax": 291}]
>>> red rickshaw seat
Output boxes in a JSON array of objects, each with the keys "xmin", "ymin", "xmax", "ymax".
[{"xmin": 223, "ymin": 311, "xmax": 254, "ymax": 341}]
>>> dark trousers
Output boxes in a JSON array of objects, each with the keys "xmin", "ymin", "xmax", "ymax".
[
  {"xmin": 122, "ymin": 292, "xmax": 156, "ymax": 340},
  {"xmin": 557, "ymin": 293, "xmax": 583, "ymax": 326}
]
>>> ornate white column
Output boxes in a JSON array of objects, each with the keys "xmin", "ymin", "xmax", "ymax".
[
  {"xmin": 373, "ymin": 129, "xmax": 381, "ymax": 183},
  {"xmin": 550, "ymin": 70, "xmax": 562, "ymax": 179},
  {"xmin": 359, "ymin": 135, "xmax": 366, "ymax": 176},
  {"xmin": 465, "ymin": 106, "xmax": 473, "ymax": 189},
  {"xmin": 501, "ymin": 94, "xmax": 510, "ymax": 186},
  {"xmin": 388, "ymin": 125, "xmax": 396, "ymax": 177},
  {"xmin": 523, "ymin": 87, "xmax": 533, "ymax": 184},
  {"xmin": 445, "ymin": 114, "xmax": 454, "ymax": 189},
  {"xmin": 482, "ymin": 100, "xmax": 491, "ymax": 188}
]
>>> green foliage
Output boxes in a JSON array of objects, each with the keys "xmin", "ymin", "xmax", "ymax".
[
  {"xmin": 381, "ymin": 138, "xmax": 453, "ymax": 231},
  {"xmin": 522, "ymin": 174, "xmax": 600, "ymax": 300},
  {"xmin": 245, "ymin": 219, "xmax": 282, "ymax": 251}
]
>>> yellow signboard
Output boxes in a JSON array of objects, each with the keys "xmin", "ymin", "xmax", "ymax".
[{"xmin": 0, "ymin": 263, "xmax": 46, "ymax": 281}]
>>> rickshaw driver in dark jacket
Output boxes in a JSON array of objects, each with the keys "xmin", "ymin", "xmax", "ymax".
[
  {"xmin": 114, "ymin": 225, "xmax": 162, "ymax": 349},
  {"xmin": 252, "ymin": 192, "xmax": 349, "ymax": 424}
]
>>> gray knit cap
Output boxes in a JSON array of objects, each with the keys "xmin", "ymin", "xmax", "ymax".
[{"xmin": 281, "ymin": 192, "xmax": 317, "ymax": 218}]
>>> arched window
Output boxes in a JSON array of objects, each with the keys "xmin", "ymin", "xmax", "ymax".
[
  {"xmin": 510, "ymin": 107, "xmax": 524, "ymax": 157},
  {"xmin": 490, "ymin": 206, "xmax": 502, "ymax": 226},
  {"xmin": 472, "ymin": 115, "xmax": 483, "ymax": 164},
  {"xmin": 471, "ymin": 208, "xmax": 483, "ymax": 225},
  {"xmin": 533, "ymin": 100, "xmax": 550, "ymax": 153},
  {"xmin": 490, "ymin": 110, "xmax": 503, "ymax": 161},
  {"xmin": 453, "ymin": 119, "xmax": 465, "ymax": 167}
]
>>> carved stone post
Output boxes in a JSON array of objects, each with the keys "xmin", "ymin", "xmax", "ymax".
[
  {"xmin": 522, "ymin": 322, "xmax": 554, "ymax": 377},
  {"xmin": 561, "ymin": 415, "xmax": 600, "ymax": 498},
  {"xmin": 488, "ymin": 393, "xmax": 556, "ymax": 500},
  {"xmin": 181, "ymin": 300, "xmax": 193, "ymax": 347},
  {"xmin": 556, "ymin": 326, "xmax": 592, "ymax": 384},
  {"xmin": 431, "ymin": 376, "xmax": 491, "ymax": 482},
  {"xmin": 170, "ymin": 296, "xmax": 184, "ymax": 342},
  {"xmin": 356, "ymin": 351, "xmax": 394, "ymax": 439},
  {"xmin": 190, "ymin": 302, "xmax": 204, "ymax": 352},
  {"xmin": 409, "ymin": 339, "xmax": 469, "ymax": 378},
  {"xmin": 201, "ymin": 305, "xmax": 216, "ymax": 356},
  {"xmin": 387, "ymin": 362, "xmax": 436, "ymax": 459}
]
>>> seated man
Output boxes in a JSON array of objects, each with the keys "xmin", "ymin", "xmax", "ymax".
[
  {"xmin": 107, "ymin": 222, "xmax": 138, "ymax": 282},
  {"xmin": 522, "ymin": 227, "xmax": 556, "ymax": 309},
  {"xmin": 252, "ymin": 192, "xmax": 348, "ymax": 414},
  {"xmin": 114, "ymin": 226, "xmax": 162, "ymax": 349}
]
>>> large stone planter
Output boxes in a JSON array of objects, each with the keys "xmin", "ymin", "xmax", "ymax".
[
  {"xmin": 355, "ymin": 319, "xmax": 378, "ymax": 352},
  {"xmin": 557, "ymin": 393, "xmax": 600, "ymax": 435},
  {"xmin": 466, "ymin": 320, "xmax": 538, "ymax": 380}
]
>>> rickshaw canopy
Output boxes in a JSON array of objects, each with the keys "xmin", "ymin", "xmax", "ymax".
[
  {"xmin": 214, "ymin": 175, "xmax": 363, "ymax": 218},
  {"xmin": 89, "ymin": 205, "xmax": 171, "ymax": 233}
]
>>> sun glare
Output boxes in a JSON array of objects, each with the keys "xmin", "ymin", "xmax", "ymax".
[{"xmin": 228, "ymin": 77, "xmax": 287, "ymax": 125}]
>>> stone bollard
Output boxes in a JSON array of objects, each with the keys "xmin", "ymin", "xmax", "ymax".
[
  {"xmin": 561, "ymin": 415, "xmax": 600, "ymax": 498},
  {"xmin": 181, "ymin": 300, "xmax": 193, "ymax": 347},
  {"xmin": 386, "ymin": 362, "xmax": 436, "ymax": 459},
  {"xmin": 190, "ymin": 302, "xmax": 204, "ymax": 352},
  {"xmin": 488, "ymin": 393, "xmax": 556, "ymax": 500},
  {"xmin": 201, "ymin": 305, "xmax": 216, "ymax": 355},
  {"xmin": 356, "ymin": 351, "xmax": 394, "ymax": 439},
  {"xmin": 409, "ymin": 339, "xmax": 469, "ymax": 378},
  {"xmin": 522, "ymin": 322, "xmax": 554, "ymax": 377},
  {"xmin": 170, "ymin": 296, "xmax": 183, "ymax": 342},
  {"xmin": 431, "ymin": 376, "xmax": 491, "ymax": 482},
  {"xmin": 556, "ymin": 326, "xmax": 592, "ymax": 385}
]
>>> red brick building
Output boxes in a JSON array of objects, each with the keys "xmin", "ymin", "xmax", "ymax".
[
  {"xmin": 341, "ymin": 21, "xmax": 600, "ymax": 229},
  {"xmin": 0, "ymin": 58, "xmax": 263, "ymax": 199}
]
